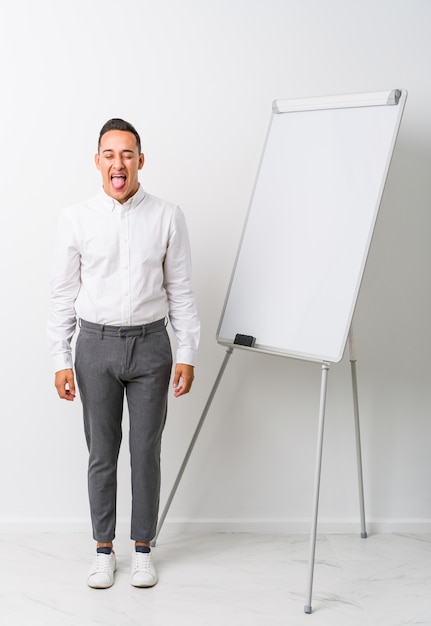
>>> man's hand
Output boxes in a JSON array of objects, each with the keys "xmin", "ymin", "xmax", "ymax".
[
  {"xmin": 172, "ymin": 363, "xmax": 195, "ymax": 397},
  {"xmin": 54, "ymin": 368, "xmax": 76, "ymax": 401}
]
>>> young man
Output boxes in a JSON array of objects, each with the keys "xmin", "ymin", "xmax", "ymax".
[{"xmin": 48, "ymin": 118, "xmax": 200, "ymax": 588}]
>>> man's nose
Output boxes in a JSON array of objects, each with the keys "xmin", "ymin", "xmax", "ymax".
[{"xmin": 113, "ymin": 156, "xmax": 124, "ymax": 169}]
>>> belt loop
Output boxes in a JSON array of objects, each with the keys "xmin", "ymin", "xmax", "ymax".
[
  {"xmin": 101, "ymin": 324, "xmax": 105, "ymax": 340},
  {"xmin": 78, "ymin": 319, "xmax": 82, "ymax": 328},
  {"xmin": 141, "ymin": 324, "xmax": 146, "ymax": 338}
]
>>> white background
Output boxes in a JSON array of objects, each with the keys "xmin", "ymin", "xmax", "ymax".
[{"xmin": 1, "ymin": 0, "xmax": 430, "ymax": 534}]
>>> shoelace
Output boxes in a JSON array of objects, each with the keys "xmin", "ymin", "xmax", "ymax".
[
  {"xmin": 132, "ymin": 552, "xmax": 151, "ymax": 572},
  {"xmin": 93, "ymin": 553, "xmax": 113, "ymax": 573}
]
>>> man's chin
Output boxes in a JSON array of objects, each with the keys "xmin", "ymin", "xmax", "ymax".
[{"xmin": 104, "ymin": 185, "xmax": 129, "ymax": 203}]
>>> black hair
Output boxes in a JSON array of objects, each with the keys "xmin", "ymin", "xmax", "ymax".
[{"xmin": 98, "ymin": 118, "xmax": 141, "ymax": 153}]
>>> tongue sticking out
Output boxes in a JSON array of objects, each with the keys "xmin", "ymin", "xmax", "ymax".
[{"xmin": 111, "ymin": 175, "xmax": 126, "ymax": 191}]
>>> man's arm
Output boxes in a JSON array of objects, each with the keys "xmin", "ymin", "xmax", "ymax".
[
  {"xmin": 47, "ymin": 207, "xmax": 81, "ymax": 385},
  {"xmin": 163, "ymin": 207, "xmax": 200, "ymax": 383}
]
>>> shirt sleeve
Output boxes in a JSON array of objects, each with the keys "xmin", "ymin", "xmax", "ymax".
[
  {"xmin": 163, "ymin": 206, "xmax": 200, "ymax": 366},
  {"xmin": 47, "ymin": 208, "xmax": 81, "ymax": 372}
]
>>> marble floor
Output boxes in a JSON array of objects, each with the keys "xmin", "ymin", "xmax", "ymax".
[{"xmin": 0, "ymin": 531, "xmax": 430, "ymax": 626}]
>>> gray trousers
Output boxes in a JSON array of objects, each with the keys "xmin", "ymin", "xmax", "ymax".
[{"xmin": 75, "ymin": 318, "xmax": 172, "ymax": 543}]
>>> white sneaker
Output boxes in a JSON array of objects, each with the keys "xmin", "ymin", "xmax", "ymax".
[
  {"xmin": 130, "ymin": 550, "xmax": 158, "ymax": 587},
  {"xmin": 87, "ymin": 551, "xmax": 116, "ymax": 588}
]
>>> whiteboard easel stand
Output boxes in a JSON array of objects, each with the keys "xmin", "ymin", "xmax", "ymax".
[
  {"xmin": 304, "ymin": 325, "xmax": 367, "ymax": 614},
  {"xmin": 153, "ymin": 328, "xmax": 367, "ymax": 615},
  {"xmin": 160, "ymin": 87, "xmax": 407, "ymax": 612}
]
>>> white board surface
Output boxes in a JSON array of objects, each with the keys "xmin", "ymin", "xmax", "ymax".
[{"xmin": 217, "ymin": 89, "xmax": 407, "ymax": 363}]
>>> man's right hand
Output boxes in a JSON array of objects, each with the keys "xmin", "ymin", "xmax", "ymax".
[{"xmin": 55, "ymin": 368, "xmax": 76, "ymax": 401}]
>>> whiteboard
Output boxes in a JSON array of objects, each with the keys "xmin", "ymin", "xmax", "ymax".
[{"xmin": 217, "ymin": 89, "xmax": 407, "ymax": 363}]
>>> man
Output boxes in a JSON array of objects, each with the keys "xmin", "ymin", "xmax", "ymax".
[{"xmin": 47, "ymin": 118, "xmax": 200, "ymax": 589}]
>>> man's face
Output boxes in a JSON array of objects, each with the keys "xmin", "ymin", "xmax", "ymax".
[{"xmin": 95, "ymin": 130, "xmax": 144, "ymax": 203}]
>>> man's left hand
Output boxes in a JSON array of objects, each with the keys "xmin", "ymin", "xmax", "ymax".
[{"xmin": 173, "ymin": 363, "xmax": 195, "ymax": 397}]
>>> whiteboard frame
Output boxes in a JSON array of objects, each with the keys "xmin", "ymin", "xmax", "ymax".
[{"xmin": 216, "ymin": 89, "xmax": 408, "ymax": 363}]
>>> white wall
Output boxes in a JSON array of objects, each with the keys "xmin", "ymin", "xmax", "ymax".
[{"xmin": 1, "ymin": 0, "xmax": 430, "ymax": 534}]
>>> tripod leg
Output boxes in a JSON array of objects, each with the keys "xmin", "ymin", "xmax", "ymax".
[
  {"xmin": 304, "ymin": 362, "xmax": 330, "ymax": 614},
  {"xmin": 152, "ymin": 347, "xmax": 234, "ymax": 546},
  {"xmin": 349, "ymin": 330, "xmax": 367, "ymax": 538}
]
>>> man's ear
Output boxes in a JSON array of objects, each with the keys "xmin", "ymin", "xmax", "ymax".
[
  {"xmin": 94, "ymin": 153, "xmax": 100, "ymax": 170},
  {"xmin": 138, "ymin": 153, "xmax": 145, "ymax": 170}
]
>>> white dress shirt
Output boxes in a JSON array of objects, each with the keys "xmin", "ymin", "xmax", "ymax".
[{"xmin": 48, "ymin": 185, "xmax": 200, "ymax": 372}]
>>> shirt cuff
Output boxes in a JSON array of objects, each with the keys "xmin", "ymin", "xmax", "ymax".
[
  {"xmin": 53, "ymin": 352, "xmax": 74, "ymax": 373},
  {"xmin": 175, "ymin": 347, "xmax": 197, "ymax": 367}
]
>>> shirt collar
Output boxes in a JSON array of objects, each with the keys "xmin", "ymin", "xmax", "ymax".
[{"xmin": 98, "ymin": 184, "xmax": 146, "ymax": 212}]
